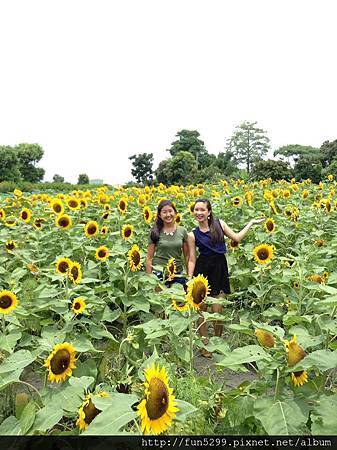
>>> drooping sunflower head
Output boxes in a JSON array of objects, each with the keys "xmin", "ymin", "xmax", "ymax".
[
  {"xmin": 76, "ymin": 392, "xmax": 109, "ymax": 431},
  {"xmin": 127, "ymin": 244, "xmax": 142, "ymax": 272},
  {"xmin": 56, "ymin": 257, "xmax": 72, "ymax": 276},
  {"xmin": 27, "ymin": 263, "xmax": 39, "ymax": 275},
  {"xmin": 5, "ymin": 240, "xmax": 17, "ymax": 252},
  {"xmin": 171, "ymin": 298, "xmax": 189, "ymax": 312},
  {"xmin": 186, "ymin": 274, "xmax": 210, "ymax": 310},
  {"xmin": 5, "ymin": 216, "xmax": 17, "ymax": 227},
  {"xmin": 55, "ymin": 214, "xmax": 72, "ymax": 230},
  {"xmin": 72, "ymin": 297, "xmax": 86, "ymax": 315},
  {"xmin": 253, "ymin": 244, "xmax": 274, "ymax": 264},
  {"xmin": 117, "ymin": 197, "xmax": 128, "ymax": 215},
  {"xmin": 101, "ymin": 225, "xmax": 109, "ymax": 237},
  {"xmin": 33, "ymin": 217, "xmax": 45, "ymax": 230},
  {"xmin": 44, "ymin": 343, "xmax": 76, "ymax": 383},
  {"xmin": 314, "ymin": 239, "xmax": 325, "ymax": 247},
  {"xmin": 166, "ymin": 258, "xmax": 176, "ymax": 282},
  {"xmin": 255, "ymin": 329, "xmax": 275, "ymax": 348},
  {"xmin": 0, "ymin": 290, "xmax": 18, "ymax": 315},
  {"xmin": 19, "ymin": 208, "xmax": 32, "ymax": 223},
  {"xmin": 95, "ymin": 246, "xmax": 109, "ymax": 261},
  {"xmin": 121, "ymin": 224, "xmax": 134, "ymax": 241},
  {"xmin": 68, "ymin": 261, "xmax": 82, "ymax": 285},
  {"xmin": 84, "ymin": 220, "xmax": 99, "ymax": 238},
  {"xmin": 264, "ymin": 218, "xmax": 275, "ymax": 233},
  {"xmin": 308, "ymin": 274, "xmax": 325, "ymax": 284},
  {"xmin": 50, "ymin": 199, "xmax": 65, "ymax": 215},
  {"xmin": 0, "ymin": 208, "xmax": 6, "ymax": 221},
  {"xmin": 137, "ymin": 364, "xmax": 178, "ymax": 435},
  {"xmin": 143, "ymin": 206, "xmax": 153, "ymax": 224},
  {"xmin": 284, "ymin": 335, "xmax": 308, "ymax": 387},
  {"xmin": 291, "ymin": 370, "xmax": 308, "ymax": 387}
]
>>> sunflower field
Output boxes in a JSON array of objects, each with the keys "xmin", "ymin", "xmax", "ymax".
[{"xmin": 1, "ymin": 178, "xmax": 337, "ymax": 436}]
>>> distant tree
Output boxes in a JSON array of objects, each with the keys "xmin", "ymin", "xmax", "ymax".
[
  {"xmin": 274, "ymin": 144, "xmax": 320, "ymax": 166},
  {"xmin": 294, "ymin": 157, "xmax": 322, "ymax": 183},
  {"xmin": 320, "ymin": 140, "xmax": 337, "ymax": 167},
  {"xmin": 168, "ymin": 130, "xmax": 209, "ymax": 169},
  {"xmin": 0, "ymin": 146, "xmax": 21, "ymax": 182},
  {"xmin": 129, "ymin": 153, "xmax": 154, "ymax": 184},
  {"xmin": 15, "ymin": 143, "xmax": 45, "ymax": 182},
  {"xmin": 78, "ymin": 173, "xmax": 89, "ymax": 184},
  {"xmin": 251, "ymin": 159, "xmax": 293, "ymax": 181},
  {"xmin": 226, "ymin": 121, "xmax": 270, "ymax": 174},
  {"xmin": 215, "ymin": 151, "xmax": 238, "ymax": 176},
  {"xmin": 322, "ymin": 158, "xmax": 337, "ymax": 178},
  {"xmin": 155, "ymin": 151, "xmax": 197, "ymax": 185},
  {"xmin": 53, "ymin": 174, "xmax": 65, "ymax": 183}
]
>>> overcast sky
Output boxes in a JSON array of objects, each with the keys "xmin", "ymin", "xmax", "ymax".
[{"xmin": 1, "ymin": 1, "xmax": 336, "ymax": 184}]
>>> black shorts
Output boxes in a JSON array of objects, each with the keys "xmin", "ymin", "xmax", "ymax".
[
  {"xmin": 153, "ymin": 270, "xmax": 187, "ymax": 289},
  {"xmin": 193, "ymin": 253, "xmax": 230, "ymax": 296}
]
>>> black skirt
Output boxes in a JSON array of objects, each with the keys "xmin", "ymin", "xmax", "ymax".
[{"xmin": 193, "ymin": 253, "xmax": 230, "ymax": 296}]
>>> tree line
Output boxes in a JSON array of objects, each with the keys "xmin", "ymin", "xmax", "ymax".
[{"xmin": 129, "ymin": 122, "xmax": 337, "ymax": 185}]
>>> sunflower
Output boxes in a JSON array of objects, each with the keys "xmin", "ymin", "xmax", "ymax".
[
  {"xmin": 143, "ymin": 206, "xmax": 153, "ymax": 224},
  {"xmin": 95, "ymin": 246, "xmax": 109, "ymax": 261},
  {"xmin": 0, "ymin": 209, "xmax": 6, "ymax": 221},
  {"xmin": 72, "ymin": 297, "xmax": 86, "ymax": 315},
  {"xmin": 68, "ymin": 261, "xmax": 82, "ymax": 284},
  {"xmin": 165, "ymin": 258, "xmax": 176, "ymax": 282},
  {"xmin": 55, "ymin": 257, "xmax": 72, "ymax": 276},
  {"xmin": 188, "ymin": 202, "xmax": 195, "ymax": 215},
  {"xmin": 171, "ymin": 299, "xmax": 189, "ymax": 312},
  {"xmin": 253, "ymin": 244, "xmax": 274, "ymax": 264},
  {"xmin": 264, "ymin": 218, "xmax": 275, "ymax": 233},
  {"xmin": 44, "ymin": 343, "xmax": 76, "ymax": 383},
  {"xmin": 0, "ymin": 290, "xmax": 18, "ymax": 314},
  {"xmin": 255, "ymin": 329, "xmax": 275, "ymax": 348},
  {"xmin": 137, "ymin": 364, "xmax": 178, "ymax": 435},
  {"xmin": 117, "ymin": 198, "xmax": 128, "ymax": 215},
  {"xmin": 50, "ymin": 199, "xmax": 65, "ymax": 215},
  {"xmin": 27, "ymin": 263, "xmax": 39, "ymax": 275},
  {"xmin": 5, "ymin": 240, "xmax": 17, "ymax": 252},
  {"xmin": 80, "ymin": 199, "xmax": 88, "ymax": 209},
  {"xmin": 14, "ymin": 188, "xmax": 23, "ymax": 198},
  {"xmin": 84, "ymin": 220, "xmax": 99, "ymax": 238},
  {"xmin": 19, "ymin": 208, "xmax": 32, "ymax": 223},
  {"xmin": 101, "ymin": 225, "xmax": 109, "ymax": 237},
  {"xmin": 67, "ymin": 197, "xmax": 80, "ymax": 210},
  {"xmin": 232, "ymin": 196, "xmax": 243, "ymax": 207},
  {"xmin": 308, "ymin": 274, "xmax": 325, "ymax": 284},
  {"xmin": 5, "ymin": 216, "xmax": 17, "ymax": 227},
  {"xmin": 284, "ymin": 335, "xmax": 308, "ymax": 387},
  {"xmin": 121, "ymin": 224, "xmax": 134, "ymax": 241},
  {"xmin": 314, "ymin": 239, "xmax": 325, "ymax": 247},
  {"xmin": 229, "ymin": 240, "xmax": 239, "ymax": 251},
  {"xmin": 76, "ymin": 392, "xmax": 109, "ymax": 431},
  {"xmin": 127, "ymin": 244, "xmax": 142, "ymax": 271},
  {"xmin": 175, "ymin": 214, "xmax": 181, "ymax": 224},
  {"xmin": 33, "ymin": 217, "xmax": 45, "ymax": 230},
  {"xmin": 186, "ymin": 274, "xmax": 210, "ymax": 310},
  {"xmin": 138, "ymin": 194, "xmax": 147, "ymax": 207},
  {"xmin": 55, "ymin": 214, "xmax": 72, "ymax": 230},
  {"xmin": 293, "ymin": 280, "xmax": 300, "ymax": 289}
]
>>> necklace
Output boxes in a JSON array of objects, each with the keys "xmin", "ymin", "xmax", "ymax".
[{"xmin": 163, "ymin": 227, "xmax": 176, "ymax": 236}]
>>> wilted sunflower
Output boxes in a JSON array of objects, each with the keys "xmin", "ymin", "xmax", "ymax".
[
  {"xmin": 27, "ymin": 263, "xmax": 39, "ymax": 275},
  {"xmin": 67, "ymin": 197, "xmax": 80, "ymax": 210},
  {"xmin": 0, "ymin": 208, "xmax": 6, "ymax": 221},
  {"xmin": 84, "ymin": 220, "xmax": 99, "ymax": 238},
  {"xmin": 255, "ymin": 329, "xmax": 275, "ymax": 348},
  {"xmin": 55, "ymin": 214, "xmax": 72, "ymax": 230},
  {"xmin": 127, "ymin": 244, "xmax": 142, "ymax": 271},
  {"xmin": 143, "ymin": 206, "xmax": 152, "ymax": 224},
  {"xmin": 314, "ymin": 239, "xmax": 325, "ymax": 247},
  {"xmin": 264, "ymin": 218, "xmax": 275, "ymax": 233},
  {"xmin": 117, "ymin": 198, "xmax": 128, "ymax": 215},
  {"xmin": 68, "ymin": 261, "xmax": 82, "ymax": 284},
  {"xmin": 76, "ymin": 392, "xmax": 109, "ymax": 431},
  {"xmin": 0, "ymin": 290, "xmax": 18, "ymax": 314},
  {"xmin": 121, "ymin": 224, "xmax": 134, "ymax": 241},
  {"xmin": 56, "ymin": 257, "xmax": 72, "ymax": 276},
  {"xmin": 308, "ymin": 274, "xmax": 325, "ymax": 284},
  {"xmin": 5, "ymin": 240, "xmax": 17, "ymax": 252},
  {"xmin": 165, "ymin": 258, "xmax": 176, "ymax": 282},
  {"xmin": 72, "ymin": 297, "xmax": 86, "ymax": 315},
  {"xmin": 171, "ymin": 298, "xmax": 189, "ymax": 312},
  {"xmin": 44, "ymin": 343, "xmax": 76, "ymax": 383},
  {"xmin": 19, "ymin": 208, "xmax": 32, "ymax": 223},
  {"xmin": 137, "ymin": 364, "xmax": 178, "ymax": 435},
  {"xmin": 50, "ymin": 199, "xmax": 64, "ymax": 215},
  {"xmin": 186, "ymin": 274, "xmax": 210, "ymax": 310},
  {"xmin": 284, "ymin": 335, "xmax": 308, "ymax": 387},
  {"xmin": 253, "ymin": 244, "xmax": 274, "ymax": 264},
  {"xmin": 95, "ymin": 246, "xmax": 109, "ymax": 261}
]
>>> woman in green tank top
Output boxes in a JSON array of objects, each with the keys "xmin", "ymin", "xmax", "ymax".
[{"xmin": 145, "ymin": 200, "xmax": 188, "ymax": 287}]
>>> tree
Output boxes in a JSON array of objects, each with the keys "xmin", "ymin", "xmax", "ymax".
[
  {"xmin": 129, "ymin": 153, "xmax": 154, "ymax": 184},
  {"xmin": 168, "ymin": 130, "xmax": 209, "ymax": 169},
  {"xmin": 294, "ymin": 157, "xmax": 322, "ymax": 183},
  {"xmin": 0, "ymin": 146, "xmax": 21, "ymax": 182},
  {"xmin": 78, "ymin": 173, "xmax": 89, "ymax": 184},
  {"xmin": 155, "ymin": 151, "xmax": 197, "ymax": 185},
  {"xmin": 226, "ymin": 121, "xmax": 270, "ymax": 174},
  {"xmin": 250, "ymin": 159, "xmax": 293, "ymax": 181},
  {"xmin": 15, "ymin": 143, "xmax": 45, "ymax": 182},
  {"xmin": 53, "ymin": 174, "xmax": 65, "ymax": 183},
  {"xmin": 215, "ymin": 151, "xmax": 238, "ymax": 175},
  {"xmin": 274, "ymin": 144, "xmax": 320, "ymax": 166},
  {"xmin": 320, "ymin": 140, "xmax": 337, "ymax": 167}
]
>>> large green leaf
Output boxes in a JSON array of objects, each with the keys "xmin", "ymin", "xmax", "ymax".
[
  {"xmin": 254, "ymin": 397, "xmax": 307, "ymax": 435},
  {"xmin": 217, "ymin": 345, "xmax": 272, "ymax": 368},
  {"xmin": 0, "ymin": 331, "xmax": 22, "ymax": 353},
  {"xmin": 0, "ymin": 368, "xmax": 23, "ymax": 390},
  {"xmin": 0, "ymin": 415, "xmax": 21, "ymax": 435},
  {"xmin": 20, "ymin": 401, "xmax": 36, "ymax": 435},
  {"xmin": 30, "ymin": 404, "xmax": 63, "ymax": 434},
  {"xmin": 291, "ymin": 350, "xmax": 337, "ymax": 372},
  {"xmin": 175, "ymin": 400, "xmax": 198, "ymax": 422},
  {"xmin": 0, "ymin": 350, "xmax": 35, "ymax": 374},
  {"xmin": 311, "ymin": 394, "xmax": 337, "ymax": 434}
]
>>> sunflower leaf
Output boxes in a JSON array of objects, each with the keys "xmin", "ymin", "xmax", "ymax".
[
  {"xmin": 0, "ymin": 350, "xmax": 35, "ymax": 374},
  {"xmin": 311, "ymin": 394, "xmax": 337, "ymax": 434},
  {"xmin": 0, "ymin": 331, "xmax": 22, "ymax": 353},
  {"xmin": 19, "ymin": 401, "xmax": 36, "ymax": 435},
  {"xmin": 175, "ymin": 400, "xmax": 198, "ymax": 422},
  {"xmin": 0, "ymin": 368, "xmax": 24, "ymax": 390},
  {"xmin": 290, "ymin": 350, "xmax": 337, "ymax": 372},
  {"xmin": 216, "ymin": 345, "xmax": 272, "ymax": 368},
  {"xmin": 0, "ymin": 415, "xmax": 21, "ymax": 435}
]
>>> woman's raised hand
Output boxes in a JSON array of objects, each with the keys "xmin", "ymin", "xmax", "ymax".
[{"xmin": 251, "ymin": 218, "xmax": 266, "ymax": 226}]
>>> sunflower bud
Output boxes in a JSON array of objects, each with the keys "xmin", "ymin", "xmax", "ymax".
[
  {"xmin": 285, "ymin": 335, "xmax": 306, "ymax": 367},
  {"xmin": 254, "ymin": 329, "xmax": 275, "ymax": 348}
]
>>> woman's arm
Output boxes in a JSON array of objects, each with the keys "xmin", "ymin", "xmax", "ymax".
[
  {"xmin": 220, "ymin": 218, "xmax": 264, "ymax": 243},
  {"xmin": 187, "ymin": 232, "xmax": 196, "ymax": 279},
  {"xmin": 145, "ymin": 243, "xmax": 156, "ymax": 274}
]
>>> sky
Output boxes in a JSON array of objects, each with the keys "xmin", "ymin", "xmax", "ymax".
[{"xmin": 1, "ymin": 0, "xmax": 337, "ymax": 185}]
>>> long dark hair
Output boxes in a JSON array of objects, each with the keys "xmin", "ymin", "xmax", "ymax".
[
  {"xmin": 194, "ymin": 198, "xmax": 224, "ymax": 244},
  {"xmin": 150, "ymin": 200, "xmax": 178, "ymax": 244}
]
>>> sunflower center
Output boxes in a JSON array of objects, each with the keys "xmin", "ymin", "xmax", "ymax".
[
  {"xmin": 257, "ymin": 249, "xmax": 269, "ymax": 260},
  {"xmin": 124, "ymin": 228, "xmax": 131, "ymax": 238},
  {"xmin": 21, "ymin": 211, "xmax": 28, "ymax": 219},
  {"xmin": 50, "ymin": 349, "xmax": 71, "ymax": 374},
  {"xmin": 192, "ymin": 282, "xmax": 206, "ymax": 304},
  {"xmin": 74, "ymin": 302, "xmax": 81, "ymax": 310},
  {"xmin": 0, "ymin": 295, "xmax": 12, "ymax": 309},
  {"xmin": 266, "ymin": 221, "xmax": 273, "ymax": 231},
  {"xmin": 6, "ymin": 242, "xmax": 15, "ymax": 250},
  {"xmin": 54, "ymin": 204, "xmax": 62, "ymax": 213},
  {"xmin": 146, "ymin": 377, "xmax": 169, "ymax": 420},
  {"xmin": 71, "ymin": 267, "xmax": 79, "ymax": 279},
  {"xmin": 132, "ymin": 251, "xmax": 140, "ymax": 266},
  {"xmin": 69, "ymin": 200, "xmax": 78, "ymax": 208},
  {"xmin": 88, "ymin": 225, "xmax": 97, "ymax": 235},
  {"xmin": 58, "ymin": 261, "xmax": 69, "ymax": 273},
  {"xmin": 83, "ymin": 399, "xmax": 101, "ymax": 425},
  {"xmin": 293, "ymin": 370, "xmax": 304, "ymax": 377},
  {"xmin": 98, "ymin": 250, "xmax": 106, "ymax": 258},
  {"xmin": 145, "ymin": 211, "xmax": 150, "ymax": 220},
  {"xmin": 59, "ymin": 218, "xmax": 69, "ymax": 227},
  {"xmin": 119, "ymin": 201, "xmax": 126, "ymax": 210}
]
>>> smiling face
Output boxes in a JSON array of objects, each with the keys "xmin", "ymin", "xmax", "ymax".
[
  {"xmin": 193, "ymin": 201, "xmax": 210, "ymax": 223},
  {"xmin": 159, "ymin": 205, "xmax": 176, "ymax": 224}
]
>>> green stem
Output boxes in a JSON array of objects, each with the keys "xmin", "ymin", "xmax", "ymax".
[
  {"xmin": 274, "ymin": 368, "xmax": 280, "ymax": 400},
  {"xmin": 189, "ymin": 312, "xmax": 194, "ymax": 375},
  {"xmin": 2, "ymin": 315, "xmax": 6, "ymax": 336}
]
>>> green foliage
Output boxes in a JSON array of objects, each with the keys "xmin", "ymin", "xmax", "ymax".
[
  {"xmin": 129, "ymin": 153, "xmax": 154, "ymax": 184},
  {"xmin": 226, "ymin": 121, "xmax": 270, "ymax": 174},
  {"xmin": 320, "ymin": 140, "xmax": 337, "ymax": 167},
  {"xmin": 168, "ymin": 130, "xmax": 209, "ymax": 169},
  {"xmin": 274, "ymin": 144, "xmax": 321, "ymax": 164},
  {"xmin": 251, "ymin": 159, "xmax": 293, "ymax": 181},
  {"xmin": 156, "ymin": 151, "xmax": 197, "ymax": 185},
  {"xmin": 0, "ymin": 146, "xmax": 21, "ymax": 182},
  {"xmin": 15, "ymin": 143, "xmax": 44, "ymax": 182},
  {"xmin": 52, "ymin": 174, "xmax": 65, "ymax": 183},
  {"xmin": 294, "ymin": 157, "xmax": 322, "ymax": 182},
  {"xmin": 77, "ymin": 173, "xmax": 89, "ymax": 184}
]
